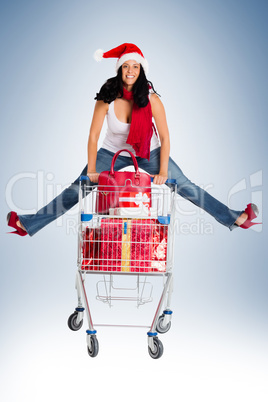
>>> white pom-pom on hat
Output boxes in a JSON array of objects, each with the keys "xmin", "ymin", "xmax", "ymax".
[{"xmin": 94, "ymin": 49, "xmax": 104, "ymax": 62}]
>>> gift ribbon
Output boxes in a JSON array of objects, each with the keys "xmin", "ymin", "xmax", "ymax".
[{"xmin": 121, "ymin": 219, "xmax": 131, "ymax": 272}]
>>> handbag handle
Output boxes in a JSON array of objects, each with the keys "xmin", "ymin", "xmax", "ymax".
[{"xmin": 110, "ymin": 149, "xmax": 140, "ymax": 176}]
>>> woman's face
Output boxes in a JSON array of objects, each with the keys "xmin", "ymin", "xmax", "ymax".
[{"xmin": 121, "ymin": 60, "xmax": 140, "ymax": 88}]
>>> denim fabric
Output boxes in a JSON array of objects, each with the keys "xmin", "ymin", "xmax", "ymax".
[{"xmin": 19, "ymin": 147, "xmax": 242, "ymax": 236}]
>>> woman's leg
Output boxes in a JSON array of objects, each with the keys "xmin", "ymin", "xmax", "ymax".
[
  {"xmin": 18, "ymin": 165, "xmax": 88, "ymax": 236},
  {"xmin": 18, "ymin": 148, "xmax": 131, "ymax": 236},
  {"xmin": 137, "ymin": 148, "xmax": 243, "ymax": 230}
]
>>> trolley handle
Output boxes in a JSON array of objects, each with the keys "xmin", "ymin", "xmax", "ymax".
[
  {"xmin": 80, "ymin": 175, "xmax": 90, "ymax": 181},
  {"xmin": 79, "ymin": 175, "xmax": 176, "ymax": 184}
]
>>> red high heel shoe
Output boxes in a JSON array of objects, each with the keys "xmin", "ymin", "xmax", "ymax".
[
  {"xmin": 7, "ymin": 211, "xmax": 28, "ymax": 236},
  {"xmin": 240, "ymin": 203, "xmax": 261, "ymax": 229}
]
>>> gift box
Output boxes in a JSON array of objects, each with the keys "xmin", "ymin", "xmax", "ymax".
[
  {"xmin": 119, "ymin": 191, "xmax": 151, "ymax": 208},
  {"xmin": 99, "ymin": 219, "xmax": 123, "ymax": 272},
  {"xmin": 130, "ymin": 219, "xmax": 154, "ymax": 272},
  {"xmin": 96, "ymin": 188, "xmax": 151, "ymax": 215},
  {"xmin": 100, "ymin": 218, "xmax": 153, "ymax": 272},
  {"xmin": 81, "ymin": 227, "xmax": 101, "ymax": 270},
  {"xmin": 82, "ymin": 219, "xmax": 168, "ymax": 273},
  {"xmin": 151, "ymin": 224, "xmax": 168, "ymax": 272},
  {"xmin": 109, "ymin": 206, "xmax": 157, "ymax": 217}
]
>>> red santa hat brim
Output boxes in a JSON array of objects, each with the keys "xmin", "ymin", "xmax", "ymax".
[
  {"xmin": 115, "ymin": 52, "xmax": 149, "ymax": 74},
  {"xmin": 94, "ymin": 46, "xmax": 149, "ymax": 75}
]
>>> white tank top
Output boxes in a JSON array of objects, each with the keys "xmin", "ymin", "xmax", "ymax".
[{"xmin": 102, "ymin": 98, "xmax": 160, "ymax": 157}]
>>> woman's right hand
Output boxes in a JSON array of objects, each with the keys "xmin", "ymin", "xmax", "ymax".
[{"xmin": 87, "ymin": 172, "xmax": 100, "ymax": 183}]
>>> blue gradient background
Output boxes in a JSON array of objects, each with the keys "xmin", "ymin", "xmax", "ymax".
[{"xmin": 1, "ymin": 1, "xmax": 267, "ymax": 401}]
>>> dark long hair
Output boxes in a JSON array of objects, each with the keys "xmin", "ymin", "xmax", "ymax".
[{"xmin": 94, "ymin": 65, "xmax": 159, "ymax": 108}]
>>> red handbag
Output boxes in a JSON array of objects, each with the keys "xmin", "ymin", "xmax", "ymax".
[{"xmin": 96, "ymin": 149, "xmax": 151, "ymax": 214}]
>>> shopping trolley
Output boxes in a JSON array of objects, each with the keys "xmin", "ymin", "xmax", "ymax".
[{"xmin": 68, "ymin": 175, "xmax": 177, "ymax": 359}]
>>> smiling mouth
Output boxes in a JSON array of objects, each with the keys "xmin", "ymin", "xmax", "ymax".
[{"xmin": 126, "ymin": 75, "xmax": 135, "ymax": 78}]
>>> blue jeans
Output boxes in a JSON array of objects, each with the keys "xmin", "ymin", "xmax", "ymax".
[{"xmin": 19, "ymin": 147, "xmax": 242, "ymax": 236}]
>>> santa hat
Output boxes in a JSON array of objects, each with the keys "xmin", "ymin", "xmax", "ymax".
[{"xmin": 94, "ymin": 43, "xmax": 149, "ymax": 75}]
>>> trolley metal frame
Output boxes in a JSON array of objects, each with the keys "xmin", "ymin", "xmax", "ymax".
[{"xmin": 68, "ymin": 176, "xmax": 177, "ymax": 359}]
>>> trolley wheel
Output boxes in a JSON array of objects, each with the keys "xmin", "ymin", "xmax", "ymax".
[
  {"xmin": 67, "ymin": 312, "xmax": 83, "ymax": 331},
  {"xmin": 156, "ymin": 314, "xmax": 172, "ymax": 334},
  {"xmin": 87, "ymin": 335, "xmax": 99, "ymax": 358},
  {"xmin": 148, "ymin": 337, "xmax": 164, "ymax": 359}
]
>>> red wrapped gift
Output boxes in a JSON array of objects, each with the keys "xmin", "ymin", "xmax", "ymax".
[
  {"xmin": 82, "ymin": 219, "xmax": 168, "ymax": 273},
  {"xmin": 119, "ymin": 191, "xmax": 151, "ymax": 208},
  {"xmin": 100, "ymin": 218, "xmax": 153, "ymax": 272},
  {"xmin": 81, "ymin": 227, "xmax": 101, "ymax": 270},
  {"xmin": 130, "ymin": 219, "xmax": 153, "ymax": 272},
  {"xmin": 151, "ymin": 224, "xmax": 168, "ymax": 272},
  {"xmin": 100, "ymin": 219, "xmax": 123, "ymax": 271}
]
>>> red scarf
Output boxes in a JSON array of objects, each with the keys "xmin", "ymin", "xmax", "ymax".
[{"xmin": 123, "ymin": 87, "xmax": 155, "ymax": 160}]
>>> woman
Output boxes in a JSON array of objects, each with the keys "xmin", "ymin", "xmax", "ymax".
[{"xmin": 7, "ymin": 43, "xmax": 260, "ymax": 236}]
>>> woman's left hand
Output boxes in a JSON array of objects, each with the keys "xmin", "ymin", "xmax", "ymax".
[{"xmin": 151, "ymin": 173, "xmax": 168, "ymax": 185}]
